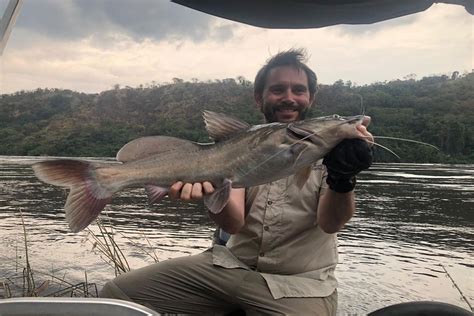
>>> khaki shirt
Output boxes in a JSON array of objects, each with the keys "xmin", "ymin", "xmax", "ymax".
[{"xmin": 212, "ymin": 161, "xmax": 338, "ymax": 299}]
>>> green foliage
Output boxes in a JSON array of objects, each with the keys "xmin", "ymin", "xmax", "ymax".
[{"xmin": 0, "ymin": 74, "xmax": 472, "ymax": 163}]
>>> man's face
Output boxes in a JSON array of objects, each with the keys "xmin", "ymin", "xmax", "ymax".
[{"xmin": 256, "ymin": 65, "xmax": 315, "ymax": 123}]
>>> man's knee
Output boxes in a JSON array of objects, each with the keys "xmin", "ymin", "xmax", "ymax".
[{"xmin": 99, "ymin": 279, "xmax": 131, "ymax": 300}]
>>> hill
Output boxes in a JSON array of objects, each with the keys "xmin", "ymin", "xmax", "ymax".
[{"xmin": 1, "ymin": 73, "xmax": 473, "ymax": 163}]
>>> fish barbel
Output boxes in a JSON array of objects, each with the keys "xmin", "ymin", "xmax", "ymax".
[{"xmin": 32, "ymin": 111, "xmax": 371, "ymax": 232}]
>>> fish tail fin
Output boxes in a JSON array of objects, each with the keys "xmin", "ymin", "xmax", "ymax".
[{"xmin": 32, "ymin": 159, "xmax": 113, "ymax": 232}]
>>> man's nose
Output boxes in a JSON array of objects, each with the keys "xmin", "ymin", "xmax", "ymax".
[{"xmin": 281, "ymin": 89, "xmax": 296, "ymax": 104}]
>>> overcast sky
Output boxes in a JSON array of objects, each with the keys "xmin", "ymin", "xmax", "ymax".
[{"xmin": 0, "ymin": 0, "xmax": 472, "ymax": 94}]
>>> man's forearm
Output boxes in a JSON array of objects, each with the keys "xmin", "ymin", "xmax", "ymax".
[{"xmin": 317, "ymin": 189, "xmax": 355, "ymax": 234}]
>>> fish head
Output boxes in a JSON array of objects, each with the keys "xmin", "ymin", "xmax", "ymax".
[{"xmin": 285, "ymin": 114, "xmax": 371, "ymax": 158}]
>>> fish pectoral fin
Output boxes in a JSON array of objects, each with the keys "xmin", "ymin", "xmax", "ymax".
[
  {"xmin": 145, "ymin": 185, "xmax": 169, "ymax": 204},
  {"xmin": 203, "ymin": 179, "xmax": 232, "ymax": 214},
  {"xmin": 295, "ymin": 166, "xmax": 312, "ymax": 189},
  {"xmin": 290, "ymin": 143, "xmax": 309, "ymax": 164}
]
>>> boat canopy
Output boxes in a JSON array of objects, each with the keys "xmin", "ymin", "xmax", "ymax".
[{"xmin": 172, "ymin": 0, "xmax": 473, "ymax": 29}]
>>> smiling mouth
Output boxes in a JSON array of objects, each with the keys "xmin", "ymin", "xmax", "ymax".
[
  {"xmin": 276, "ymin": 107, "xmax": 298, "ymax": 113},
  {"xmin": 275, "ymin": 108, "xmax": 300, "ymax": 119}
]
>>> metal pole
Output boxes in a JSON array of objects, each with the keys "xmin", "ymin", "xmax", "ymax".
[{"xmin": 0, "ymin": 0, "xmax": 23, "ymax": 56}]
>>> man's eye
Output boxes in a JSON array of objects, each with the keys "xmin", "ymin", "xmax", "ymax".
[
  {"xmin": 293, "ymin": 87, "xmax": 307, "ymax": 94},
  {"xmin": 271, "ymin": 87, "xmax": 284, "ymax": 94}
]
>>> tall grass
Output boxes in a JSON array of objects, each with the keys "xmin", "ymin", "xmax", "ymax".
[
  {"xmin": 86, "ymin": 217, "xmax": 159, "ymax": 276},
  {"xmin": 1, "ymin": 213, "xmax": 159, "ymax": 298},
  {"xmin": 0, "ymin": 211, "xmax": 98, "ymax": 298},
  {"xmin": 86, "ymin": 218, "xmax": 131, "ymax": 276}
]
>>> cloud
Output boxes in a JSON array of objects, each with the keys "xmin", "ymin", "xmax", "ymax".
[
  {"xmin": 15, "ymin": 0, "xmax": 235, "ymax": 43},
  {"xmin": 1, "ymin": 2, "xmax": 471, "ymax": 94},
  {"xmin": 335, "ymin": 13, "xmax": 418, "ymax": 36}
]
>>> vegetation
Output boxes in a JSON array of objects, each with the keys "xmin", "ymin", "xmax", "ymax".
[
  {"xmin": 1, "ymin": 214, "xmax": 156, "ymax": 298},
  {"xmin": 1, "ymin": 211, "xmax": 98, "ymax": 298},
  {"xmin": 0, "ymin": 73, "xmax": 473, "ymax": 163},
  {"xmin": 86, "ymin": 218, "xmax": 159, "ymax": 277}
]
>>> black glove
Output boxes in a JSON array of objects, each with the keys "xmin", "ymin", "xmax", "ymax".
[{"xmin": 323, "ymin": 139, "xmax": 373, "ymax": 193}]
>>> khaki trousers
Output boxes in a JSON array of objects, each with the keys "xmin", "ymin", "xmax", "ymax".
[{"xmin": 100, "ymin": 250, "xmax": 337, "ymax": 315}]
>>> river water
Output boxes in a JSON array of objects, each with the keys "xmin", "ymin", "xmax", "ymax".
[{"xmin": 0, "ymin": 156, "xmax": 472, "ymax": 314}]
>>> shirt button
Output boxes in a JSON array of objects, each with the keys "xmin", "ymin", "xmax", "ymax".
[
  {"xmin": 259, "ymin": 252, "xmax": 265, "ymax": 257},
  {"xmin": 264, "ymin": 226, "xmax": 269, "ymax": 231},
  {"xmin": 267, "ymin": 200, "xmax": 273, "ymax": 205}
]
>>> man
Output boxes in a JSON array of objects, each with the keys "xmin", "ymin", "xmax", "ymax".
[{"xmin": 100, "ymin": 49, "xmax": 373, "ymax": 315}]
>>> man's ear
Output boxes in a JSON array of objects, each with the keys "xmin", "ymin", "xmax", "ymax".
[
  {"xmin": 309, "ymin": 93, "xmax": 316, "ymax": 108},
  {"xmin": 254, "ymin": 92, "xmax": 264, "ymax": 110}
]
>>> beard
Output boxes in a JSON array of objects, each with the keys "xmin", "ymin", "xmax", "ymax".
[{"xmin": 261, "ymin": 103, "xmax": 309, "ymax": 123}]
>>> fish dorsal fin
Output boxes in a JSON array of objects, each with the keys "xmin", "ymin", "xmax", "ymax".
[
  {"xmin": 203, "ymin": 111, "xmax": 250, "ymax": 141},
  {"xmin": 116, "ymin": 136, "xmax": 200, "ymax": 162}
]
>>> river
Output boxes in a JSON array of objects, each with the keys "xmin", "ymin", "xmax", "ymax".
[{"xmin": 0, "ymin": 156, "xmax": 472, "ymax": 314}]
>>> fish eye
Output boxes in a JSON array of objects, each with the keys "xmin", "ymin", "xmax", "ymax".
[{"xmin": 332, "ymin": 114, "xmax": 340, "ymax": 119}]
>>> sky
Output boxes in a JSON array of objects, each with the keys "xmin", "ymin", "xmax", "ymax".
[{"xmin": 0, "ymin": 0, "xmax": 472, "ymax": 94}]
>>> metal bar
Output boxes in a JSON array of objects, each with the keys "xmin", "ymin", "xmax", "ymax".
[{"xmin": 0, "ymin": 0, "xmax": 23, "ymax": 55}]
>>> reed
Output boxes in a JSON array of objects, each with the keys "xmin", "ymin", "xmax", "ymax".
[
  {"xmin": 0, "ymin": 211, "xmax": 98, "ymax": 298},
  {"xmin": 118, "ymin": 229, "xmax": 160, "ymax": 263},
  {"xmin": 2, "ymin": 211, "xmax": 159, "ymax": 298},
  {"xmin": 85, "ymin": 217, "xmax": 160, "ymax": 276},
  {"xmin": 440, "ymin": 264, "xmax": 473, "ymax": 311},
  {"xmin": 1, "ymin": 253, "xmax": 99, "ymax": 298},
  {"xmin": 86, "ymin": 218, "xmax": 131, "ymax": 276},
  {"xmin": 19, "ymin": 209, "xmax": 36, "ymax": 297}
]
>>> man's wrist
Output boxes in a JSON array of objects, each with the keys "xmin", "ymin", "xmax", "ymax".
[{"xmin": 326, "ymin": 175, "xmax": 356, "ymax": 193}]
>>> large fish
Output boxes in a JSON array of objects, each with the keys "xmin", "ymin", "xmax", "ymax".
[{"xmin": 33, "ymin": 111, "xmax": 370, "ymax": 232}]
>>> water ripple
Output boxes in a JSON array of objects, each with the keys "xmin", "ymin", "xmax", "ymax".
[{"xmin": 0, "ymin": 157, "xmax": 473, "ymax": 313}]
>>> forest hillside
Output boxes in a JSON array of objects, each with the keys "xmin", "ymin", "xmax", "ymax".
[{"xmin": 1, "ymin": 73, "xmax": 472, "ymax": 163}]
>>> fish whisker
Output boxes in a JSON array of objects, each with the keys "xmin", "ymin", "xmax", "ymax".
[
  {"xmin": 373, "ymin": 136, "xmax": 439, "ymax": 151},
  {"xmin": 367, "ymin": 140, "xmax": 401, "ymax": 161}
]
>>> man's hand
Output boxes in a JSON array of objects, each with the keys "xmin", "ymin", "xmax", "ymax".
[
  {"xmin": 323, "ymin": 134, "xmax": 373, "ymax": 193},
  {"xmin": 169, "ymin": 182, "xmax": 246, "ymax": 234},
  {"xmin": 169, "ymin": 181, "xmax": 215, "ymax": 200}
]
